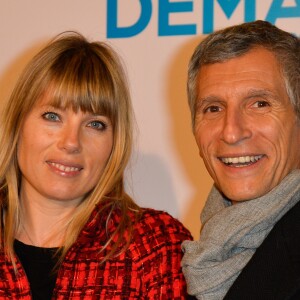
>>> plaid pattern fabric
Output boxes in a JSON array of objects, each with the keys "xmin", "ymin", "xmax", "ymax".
[{"xmin": 0, "ymin": 206, "xmax": 192, "ymax": 299}]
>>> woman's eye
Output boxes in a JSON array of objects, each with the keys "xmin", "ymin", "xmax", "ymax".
[
  {"xmin": 42, "ymin": 112, "xmax": 60, "ymax": 121},
  {"xmin": 88, "ymin": 120, "xmax": 106, "ymax": 131}
]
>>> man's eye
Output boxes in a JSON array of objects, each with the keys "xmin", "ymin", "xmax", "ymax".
[
  {"xmin": 253, "ymin": 101, "xmax": 270, "ymax": 108},
  {"xmin": 204, "ymin": 106, "xmax": 221, "ymax": 113},
  {"xmin": 88, "ymin": 120, "xmax": 106, "ymax": 131},
  {"xmin": 42, "ymin": 112, "xmax": 60, "ymax": 121}
]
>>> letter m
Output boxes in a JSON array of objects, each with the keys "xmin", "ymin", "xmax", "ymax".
[{"xmin": 203, "ymin": 0, "xmax": 256, "ymax": 33}]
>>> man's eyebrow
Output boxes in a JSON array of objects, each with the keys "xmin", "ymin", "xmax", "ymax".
[
  {"xmin": 244, "ymin": 88, "xmax": 274, "ymax": 98},
  {"xmin": 195, "ymin": 96, "xmax": 222, "ymax": 112},
  {"xmin": 197, "ymin": 89, "xmax": 276, "ymax": 102},
  {"xmin": 195, "ymin": 88, "xmax": 278, "ymax": 110}
]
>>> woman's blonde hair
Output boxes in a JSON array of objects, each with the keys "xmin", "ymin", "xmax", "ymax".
[{"xmin": 0, "ymin": 31, "xmax": 140, "ymax": 264}]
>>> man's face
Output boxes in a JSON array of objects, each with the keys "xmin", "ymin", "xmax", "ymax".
[{"xmin": 194, "ymin": 47, "xmax": 300, "ymax": 202}]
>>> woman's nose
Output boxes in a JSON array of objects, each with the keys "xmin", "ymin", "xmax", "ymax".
[{"xmin": 57, "ymin": 126, "xmax": 81, "ymax": 153}]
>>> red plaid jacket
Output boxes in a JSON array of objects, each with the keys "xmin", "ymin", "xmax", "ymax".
[{"xmin": 0, "ymin": 206, "xmax": 192, "ymax": 299}]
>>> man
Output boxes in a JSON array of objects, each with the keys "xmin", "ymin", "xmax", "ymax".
[{"xmin": 182, "ymin": 20, "xmax": 300, "ymax": 300}]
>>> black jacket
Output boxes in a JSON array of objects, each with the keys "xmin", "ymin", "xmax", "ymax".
[{"xmin": 224, "ymin": 199, "xmax": 300, "ymax": 300}]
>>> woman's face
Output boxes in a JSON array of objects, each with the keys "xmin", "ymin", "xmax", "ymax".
[{"xmin": 17, "ymin": 96, "xmax": 114, "ymax": 205}]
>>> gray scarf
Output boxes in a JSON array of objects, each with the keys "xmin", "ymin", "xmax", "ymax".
[{"xmin": 182, "ymin": 170, "xmax": 300, "ymax": 300}]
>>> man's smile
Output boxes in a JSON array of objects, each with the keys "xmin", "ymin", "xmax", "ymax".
[{"xmin": 219, "ymin": 155, "xmax": 264, "ymax": 167}]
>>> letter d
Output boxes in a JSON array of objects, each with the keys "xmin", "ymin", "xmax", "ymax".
[{"xmin": 107, "ymin": 0, "xmax": 152, "ymax": 38}]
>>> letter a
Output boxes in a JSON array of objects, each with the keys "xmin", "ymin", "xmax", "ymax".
[{"xmin": 266, "ymin": 0, "xmax": 300, "ymax": 24}]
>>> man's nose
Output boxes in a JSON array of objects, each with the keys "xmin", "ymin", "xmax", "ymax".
[{"xmin": 220, "ymin": 109, "xmax": 252, "ymax": 145}]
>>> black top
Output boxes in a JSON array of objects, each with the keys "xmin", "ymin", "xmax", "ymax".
[
  {"xmin": 14, "ymin": 240, "xmax": 59, "ymax": 300},
  {"xmin": 224, "ymin": 199, "xmax": 300, "ymax": 300}
]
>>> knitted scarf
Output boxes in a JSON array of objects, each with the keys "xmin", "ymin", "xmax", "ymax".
[{"xmin": 182, "ymin": 170, "xmax": 300, "ymax": 300}]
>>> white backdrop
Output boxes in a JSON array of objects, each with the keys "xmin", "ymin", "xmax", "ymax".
[{"xmin": 1, "ymin": 0, "xmax": 299, "ymax": 238}]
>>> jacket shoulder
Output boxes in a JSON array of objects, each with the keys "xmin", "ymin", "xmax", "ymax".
[{"xmin": 130, "ymin": 208, "xmax": 192, "ymax": 251}]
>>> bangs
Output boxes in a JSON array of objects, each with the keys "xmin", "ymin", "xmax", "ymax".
[{"xmin": 44, "ymin": 47, "xmax": 117, "ymax": 120}]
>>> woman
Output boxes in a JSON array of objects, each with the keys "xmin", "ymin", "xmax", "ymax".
[{"xmin": 0, "ymin": 32, "xmax": 192, "ymax": 299}]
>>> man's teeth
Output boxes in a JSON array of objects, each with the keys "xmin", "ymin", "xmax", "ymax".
[
  {"xmin": 50, "ymin": 162, "xmax": 80, "ymax": 172},
  {"xmin": 221, "ymin": 155, "xmax": 263, "ymax": 165}
]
